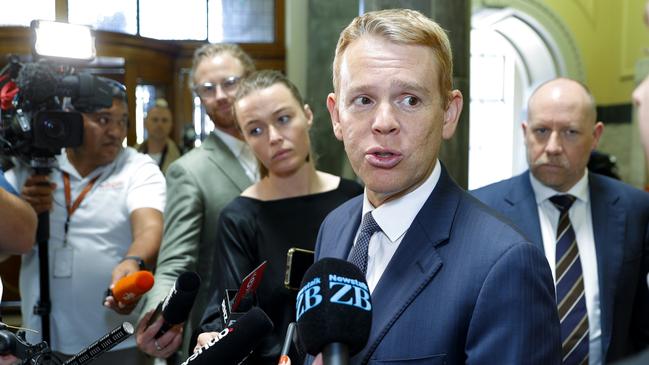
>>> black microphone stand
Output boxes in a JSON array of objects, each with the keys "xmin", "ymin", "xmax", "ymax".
[{"xmin": 32, "ymin": 159, "xmax": 54, "ymax": 348}]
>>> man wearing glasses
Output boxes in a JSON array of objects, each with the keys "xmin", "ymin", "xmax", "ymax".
[
  {"xmin": 136, "ymin": 44, "xmax": 258, "ymax": 362},
  {"xmin": 7, "ymin": 78, "xmax": 165, "ymax": 365}
]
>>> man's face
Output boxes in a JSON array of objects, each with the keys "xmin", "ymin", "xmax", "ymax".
[
  {"xmin": 145, "ymin": 107, "xmax": 172, "ymax": 141},
  {"xmin": 523, "ymin": 80, "xmax": 603, "ymax": 192},
  {"xmin": 327, "ymin": 35, "xmax": 462, "ymax": 206},
  {"xmin": 193, "ymin": 53, "xmax": 245, "ymax": 132},
  {"xmin": 79, "ymin": 99, "xmax": 128, "ymax": 168},
  {"xmin": 633, "ymin": 76, "xmax": 649, "ymax": 148}
]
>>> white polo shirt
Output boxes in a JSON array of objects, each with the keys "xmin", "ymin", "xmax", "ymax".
[{"xmin": 7, "ymin": 147, "xmax": 165, "ymax": 354}]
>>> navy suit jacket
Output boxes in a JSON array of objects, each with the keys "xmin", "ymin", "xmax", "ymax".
[
  {"xmin": 313, "ymin": 166, "xmax": 561, "ymax": 364},
  {"xmin": 472, "ymin": 171, "xmax": 649, "ymax": 362}
]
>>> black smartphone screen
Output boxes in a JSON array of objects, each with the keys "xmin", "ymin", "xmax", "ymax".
[{"xmin": 285, "ymin": 248, "xmax": 315, "ymax": 290}]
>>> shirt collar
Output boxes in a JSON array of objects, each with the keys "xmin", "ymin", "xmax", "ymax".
[
  {"xmin": 529, "ymin": 169, "xmax": 590, "ymax": 205},
  {"xmin": 58, "ymin": 148, "xmax": 121, "ymax": 180},
  {"xmin": 361, "ymin": 159, "xmax": 441, "ymax": 242},
  {"xmin": 212, "ymin": 128, "xmax": 248, "ymax": 158}
]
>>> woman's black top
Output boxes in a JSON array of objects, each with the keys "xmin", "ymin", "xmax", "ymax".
[{"xmin": 198, "ymin": 178, "xmax": 363, "ymax": 364}]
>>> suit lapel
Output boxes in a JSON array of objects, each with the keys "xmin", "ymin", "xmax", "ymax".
[
  {"xmin": 589, "ymin": 173, "xmax": 625, "ymax": 359},
  {"xmin": 325, "ymin": 197, "xmax": 363, "ymax": 260},
  {"xmin": 202, "ymin": 134, "xmax": 252, "ymax": 190},
  {"xmin": 357, "ymin": 167, "xmax": 456, "ymax": 363},
  {"xmin": 503, "ymin": 172, "xmax": 544, "ymax": 250}
]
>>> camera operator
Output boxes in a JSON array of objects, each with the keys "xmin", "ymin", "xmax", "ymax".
[{"xmin": 5, "ymin": 78, "xmax": 165, "ymax": 365}]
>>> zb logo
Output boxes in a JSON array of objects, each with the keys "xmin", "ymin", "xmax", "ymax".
[
  {"xmin": 328, "ymin": 274, "xmax": 371, "ymax": 311},
  {"xmin": 296, "ymin": 274, "xmax": 372, "ymax": 320},
  {"xmin": 296, "ymin": 277, "xmax": 322, "ymax": 319}
]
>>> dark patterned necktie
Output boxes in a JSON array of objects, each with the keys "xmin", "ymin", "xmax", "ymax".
[
  {"xmin": 347, "ymin": 212, "xmax": 382, "ymax": 274},
  {"xmin": 549, "ymin": 194, "xmax": 589, "ymax": 365}
]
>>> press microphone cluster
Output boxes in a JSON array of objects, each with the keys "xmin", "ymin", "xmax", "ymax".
[
  {"xmin": 111, "ymin": 270, "xmax": 155, "ymax": 306},
  {"xmin": 181, "ymin": 307, "xmax": 274, "ymax": 365},
  {"xmin": 152, "ymin": 271, "xmax": 201, "ymax": 338},
  {"xmin": 296, "ymin": 258, "xmax": 372, "ymax": 365}
]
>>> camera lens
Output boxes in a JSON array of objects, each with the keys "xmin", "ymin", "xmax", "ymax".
[{"xmin": 42, "ymin": 119, "xmax": 66, "ymax": 139}]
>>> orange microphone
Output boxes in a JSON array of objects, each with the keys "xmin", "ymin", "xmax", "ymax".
[{"xmin": 111, "ymin": 271, "xmax": 155, "ymax": 305}]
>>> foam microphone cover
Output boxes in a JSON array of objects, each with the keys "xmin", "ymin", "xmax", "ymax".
[
  {"xmin": 16, "ymin": 62, "xmax": 57, "ymax": 108},
  {"xmin": 296, "ymin": 258, "xmax": 372, "ymax": 357},
  {"xmin": 162, "ymin": 271, "xmax": 201, "ymax": 325},
  {"xmin": 181, "ymin": 307, "xmax": 274, "ymax": 365}
]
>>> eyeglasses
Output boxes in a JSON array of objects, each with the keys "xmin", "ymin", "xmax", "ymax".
[{"xmin": 192, "ymin": 76, "xmax": 241, "ymax": 98}]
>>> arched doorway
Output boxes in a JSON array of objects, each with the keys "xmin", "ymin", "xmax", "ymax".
[{"xmin": 468, "ymin": 3, "xmax": 584, "ymax": 189}]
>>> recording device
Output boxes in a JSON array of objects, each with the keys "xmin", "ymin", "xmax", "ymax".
[
  {"xmin": 277, "ymin": 322, "xmax": 296, "ymax": 365},
  {"xmin": 0, "ymin": 322, "xmax": 50, "ymax": 362},
  {"xmin": 221, "ymin": 261, "xmax": 267, "ymax": 328},
  {"xmin": 63, "ymin": 322, "xmax": 134, "ymax": 365},
  {"xmin": 149, "ymin": 271, "xmax": 201, "ymax": 339},
  {"xmin": 109, "ymin": 270, "xmax": 155, "ymax": 306},
  {"xmin": 0, "ymin": 58, "xmax": 113, "ymax": 160},
  {"xmin": 0, "ymin": 321, "xmax": 132, "ymax": 364},
  {"xmin": 296, "ymin": 258, "xmax": 372, "ymax": 365},
  {"xmin": 181, "ymin": 307, "xmax": 273, "ymax": 365},
  {"xmin": 284, "ymin": 248, "xmax": 314, "ymax": 291}
]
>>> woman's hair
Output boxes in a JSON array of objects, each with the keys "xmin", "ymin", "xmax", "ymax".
[{"xmin": 233, "ymin": 70, "xmax": 312, "ymax": 178}]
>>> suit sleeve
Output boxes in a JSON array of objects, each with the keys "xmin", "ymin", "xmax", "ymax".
[
  {"xmin": 198, "ymin": 205, "xmax": 257, "ymax": 332},
  {"xmin": 140, "ymin": 162, "xmax": 204, "ymax": 316},
  {"xmin": 630, "ymin": 213, "xmax": 649, "ymax": 352},
  {"xmin": 466, "ymin": 242, "xmax": 562, "ymax": 365}
]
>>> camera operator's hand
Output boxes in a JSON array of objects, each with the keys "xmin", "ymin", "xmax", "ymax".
[
  {"xmin": 21, "ymin": 174, "xmax": 55, "ymax": 214},
  {"xmin": 103, "ymin": 259, "xmax": 140, "ymax": 314},
  {"xmin": 136, "ymin": 309, "xmax": 183, "ymax": 358},
  {"xmin": 0, "ymin": 354, "xmax": 20, "ymax": 365}
]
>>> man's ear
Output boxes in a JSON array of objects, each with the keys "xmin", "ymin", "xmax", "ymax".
[
  {"xmin": 303, "ymin": 104, "xmax": 314, "ymax": 129},
  {"xmin": 327, "ymin": 93, "xmax": 343, "ymax": 141},
  {"xmin": 592, "ymin": 121, "xmax": 604, "ymax": 150},
  {"xmin": 442, "ymin": 90, "xmax": 463, "ymax": 140}
]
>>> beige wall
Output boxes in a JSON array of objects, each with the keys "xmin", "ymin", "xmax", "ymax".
[{"xmin": 542, "ymin": 0, "xmax": 647, "ymax": 105}]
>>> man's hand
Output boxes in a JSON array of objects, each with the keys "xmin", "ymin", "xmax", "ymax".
[
  {"xmin": 136, "ymin": 309, "xmax": 183, "ymax": 358},
  {"xmin": 21, "ymin": 174, "xmax": 55, "ymax": 214},
  {"xmin": 103, "ymin": 259, "xmax": 140, "ymax": 314}
]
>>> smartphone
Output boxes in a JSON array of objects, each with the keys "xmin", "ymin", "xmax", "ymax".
[{"xmin": 284, "ymin": 248, "xmax": 315, "ymax": 290}]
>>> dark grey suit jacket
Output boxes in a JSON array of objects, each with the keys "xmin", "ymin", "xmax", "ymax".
[{"xmin": 472, "ymin": 171, "xmax": 649, "ymax": 362}]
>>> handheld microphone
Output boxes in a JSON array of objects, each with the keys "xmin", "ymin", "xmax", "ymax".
[
  {"xmin": 153, "ymin": 271, "xmax": 201, "ymax": 339},
  {"xmin": 63, "ymin": 322, "xmax": 134, "ymax": 365},
  {"xmin": 296, "ymin": 258, "xmax": 372, "ymax": 365},
  {"xmin": 181, "ymin": 307, "xmax": 274, "ymax": 365},
  {"xmin": 111, "ymin": 271, "xmax": 155, "ymax": 306}
]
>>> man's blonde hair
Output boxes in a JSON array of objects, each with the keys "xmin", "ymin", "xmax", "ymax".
[
  {"xmin": 189, "ymin": 43, "xmax": 255, "ymax": 88},
  {"xmin": 332, "ymin": 9, "xmax": 454, "ymax": 100}
]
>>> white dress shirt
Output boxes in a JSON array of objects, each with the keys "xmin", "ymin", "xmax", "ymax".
[
  {"xmin": 356, "ymin": 160, "xmax": 441, "ymax": 293},
  {"xmin": 212, "ymin": 128, "xmax": 260, "ymax": 183},
  {"xmin": 529, "ymin": 172, "xmax": 602, "ymax": 365}
]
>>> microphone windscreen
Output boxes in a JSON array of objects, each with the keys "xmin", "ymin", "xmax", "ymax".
[
  {"xmin": 161, "ymin": 271, "xmax": 201, "ymax": 325},
  {"xmin": 111, "ymin": 271, "xmax": 155, "ymax": 305},
  {"xmin": 181, "ymin": 307, "xmax": 274, "ymax": 365},
  {"xmin": 295, "ymin": 258, "xmax": 372, "ymax": 357},
  {"xmin": 16, "ymin": 62, "xmax": 57, "ymax": 108}
]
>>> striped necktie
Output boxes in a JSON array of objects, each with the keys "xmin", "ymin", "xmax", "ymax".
[
  {"xmin": 550, "ymin": 194, "xmax": 589, "ymax": 365},
  {"xmin": 348, "ymin": 212, "xmax": 381, "ymax": 274}
]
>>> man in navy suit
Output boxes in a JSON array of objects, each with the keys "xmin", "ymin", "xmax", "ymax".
[
  {"xmin": 473, "ymin": 78, "xmax": 649, "ymax": 364},
  {"xmin": 313, "ymin": 8, "xmax": 561, "ymax": 364}
]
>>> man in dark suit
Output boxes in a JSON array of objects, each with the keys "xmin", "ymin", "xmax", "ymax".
[
  {"xmin": 314, "ymin": 8, "xmax": 561, "ymax": 364},
  {"xmin": 473, "ymin": 78, "xmax": 649, "ymax": 364}
]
